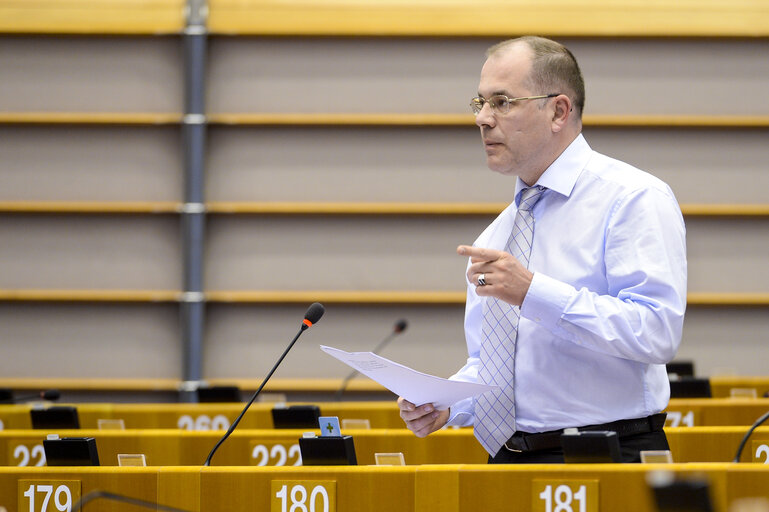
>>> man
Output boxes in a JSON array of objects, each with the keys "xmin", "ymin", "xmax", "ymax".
[{"xmin": 398, "ymin": 36, "xmax": 687, "ymax": 463}]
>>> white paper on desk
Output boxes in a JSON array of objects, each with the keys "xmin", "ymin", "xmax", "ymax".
[{"xmin": 320, "ymin": 345, "xmax": 497, "ymax": 410}]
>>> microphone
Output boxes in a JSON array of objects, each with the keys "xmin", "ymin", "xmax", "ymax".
[
  {"xmin": 0, "ymin": 389, "xmax": 61, "ymax": 404},
  {"xmin": 732, "ymin": 409, "xmax": 769, "ymax": 462},
  {"xmin": 203, "ymin": 302, "xmax": 325, "ymax": 466},
  {"xmin": 334, "ymin": 319, "xmax": 408, "ymax": 400}
]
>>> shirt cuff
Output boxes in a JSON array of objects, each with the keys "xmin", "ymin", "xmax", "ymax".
[
  {"xmin": 446, "ymin": 397, "xmax": 474, "ymax": 427},
  {"xmin": 521, "ymin": 272, "xmax": 573, "ymax": 329}
]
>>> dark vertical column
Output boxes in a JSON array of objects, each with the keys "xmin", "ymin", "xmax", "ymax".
[{"xmin": 180, "ymin": 0, "xmax": 208, "ymax": 401}]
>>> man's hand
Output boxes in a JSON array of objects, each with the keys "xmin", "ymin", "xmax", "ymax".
[
  {"xmin": 458, "ymin": 245, "xmax": 533, "ymax": 306},
  {"xmin": 397, "ymin": 397, "xmax": 450, "ymax": 437}
]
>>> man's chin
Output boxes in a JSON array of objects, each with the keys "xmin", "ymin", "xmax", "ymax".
[{"xmin": 486, "ymin": 159, "xmax": 516, "ymax": 176}]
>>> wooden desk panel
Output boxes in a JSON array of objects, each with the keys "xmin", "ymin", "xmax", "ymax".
[
  {"xmin": 711, "ymin": 377, "xmax": 769, "ymax": 398},
  {"xmin": 1, "ymin": 464, "xmax": 768, "ymax": 512},
  {"xmin": 0, "ymin": 401, "xmax": 406, "ymax": 432},
  {"xmin": 0, "ymin": 466, "xmax": 160, "ymax": 512},
  {"xmin": 2, "ymin": 376, "xmax": 769, "ymax": 402},
  {"xmin": 665, "ymin": 398, "xmax": 769, "ymax": 427},
  {"xmin": 0, "ymin": 429, "xmax": 487, "ymax": 467},
  {"xmin": 453, "ymin": 463, "xmax": 728, "ymax": 512},
  {"xmin": 2, "ymin": 427, "xmax": 768, "ymax": 468}
]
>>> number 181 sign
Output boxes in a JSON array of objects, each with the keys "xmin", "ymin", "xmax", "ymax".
[{"xmin": 532, "ymin": 480, "xmax": 599, "ymax": 512}]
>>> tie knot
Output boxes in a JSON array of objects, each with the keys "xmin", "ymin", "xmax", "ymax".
[{"xmin": 518, "ymin": 186, "xmax": 546, "ymax": 212}]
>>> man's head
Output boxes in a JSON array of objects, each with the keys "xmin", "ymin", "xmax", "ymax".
[{"xmin": 474, "ymin": 36, "xmax": 584, "ymax": 185}]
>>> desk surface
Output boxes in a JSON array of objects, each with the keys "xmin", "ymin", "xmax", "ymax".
[
  {"xmin": 2, "ymin": 399, "xmax": 769, "ymax": 433},
  {"xmin": 1, "ymin": 426, "xmax": 768, "ymax": 469},
  {"xmin": 1, "ymin": 375, "xmax": 767, "ymax": 402},
  {"xmin": 1, "ymin": 463, "xmax": 769, "ymax": 512}
]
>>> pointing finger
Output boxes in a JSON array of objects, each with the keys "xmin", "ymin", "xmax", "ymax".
[{"xmin": 458, "ymin": 245, "xmax": 503, "ymax": 263}]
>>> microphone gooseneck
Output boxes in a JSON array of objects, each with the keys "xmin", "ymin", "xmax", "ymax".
[
  {"xmin": 72, "ymin": 490, "xmax": 193, "ymax": 512},
  {"xmin": 203, "ymin": 303, "xmax": 325, "ymax": 466},
  {"xmin": 732, "ymin": 409, "xmax": 769, "ymax": 462},
  {"xmin": 334, "ymin": 319, "xmax": 408, "ymax": 400}
]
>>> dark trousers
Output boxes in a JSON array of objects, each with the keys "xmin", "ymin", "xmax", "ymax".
[{"xmin": 489, "ymin": 429, "xmax": 670, "ymax": 464}]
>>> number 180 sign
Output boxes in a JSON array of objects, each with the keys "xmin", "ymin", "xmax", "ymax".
[{"xmin": 271, "ymin": 480, "xmax": 336, "ymax": 512}]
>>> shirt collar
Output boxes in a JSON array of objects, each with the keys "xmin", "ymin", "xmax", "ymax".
[{"xmin": 514, "ymin": 133, "xmax": 592, "ymax": 204}]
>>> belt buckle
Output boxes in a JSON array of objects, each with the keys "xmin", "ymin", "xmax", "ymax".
[{"xmin": 503, "ymin": 437, "xmax": 527, "ymax": 453}]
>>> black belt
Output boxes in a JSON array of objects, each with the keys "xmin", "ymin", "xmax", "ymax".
[{"xmin": 503, "ymin": 413, "xmax": 667, "ymax": 453}]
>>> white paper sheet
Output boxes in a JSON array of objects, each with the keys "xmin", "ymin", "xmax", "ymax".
[{"xmin": 320, "ymin": 345, "xmax": 497, "ymax": 410}]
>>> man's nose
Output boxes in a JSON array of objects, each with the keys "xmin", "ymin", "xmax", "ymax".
[{"xmin": 475, "ymin": 103, "xmax": 495, "ymax": 128}]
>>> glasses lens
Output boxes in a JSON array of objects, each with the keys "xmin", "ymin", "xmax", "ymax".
[
  {"xmin": 489, "ymin": 95, "xmax": 511, "ymax": 114},
  {"xmin": 470, "ymin": 98, "xmax": 483, "ymax": 114}
]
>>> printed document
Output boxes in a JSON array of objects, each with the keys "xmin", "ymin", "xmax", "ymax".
[{"xmin": 320, "ymin": 345, "xmax": 497, "ymax": 410}]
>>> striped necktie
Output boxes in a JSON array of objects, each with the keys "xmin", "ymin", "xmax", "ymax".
[{"xmin": 474, "ymin": 185, "xmax": 546, "ymax": 456}]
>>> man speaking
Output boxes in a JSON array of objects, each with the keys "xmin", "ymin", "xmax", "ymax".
[{"xmin": 398, "ymin": 36, "xmax": 687, "ymax": 464}]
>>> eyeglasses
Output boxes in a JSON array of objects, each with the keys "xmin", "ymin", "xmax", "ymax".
[{"xmin": 470, "ymin": 93, "xmax": 560, "ymax": 115}]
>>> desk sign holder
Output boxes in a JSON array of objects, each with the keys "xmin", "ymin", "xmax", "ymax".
[
  {"xmin": 374, "ymin": 453, "xmax": 405, "ymax": 466},
  {"xmin": 117, "ymin": 453, "xmax": 147, "ymax": 467},
  {"xmin": 647, "ymin": 470, "xmax": 715, "ymax": 512},
  {"xmin": 341, "ymin": 418, "xmax": 371, "ymax": 430},
  {"xmin": 640, "ymin": 450, "xmax": 673, "ymax": 464},
  {"xmin": 97, "ymin": 418, "xmax": 126, "ymax": 430},
  {"xmin": 561, "ymin": 429, "xmax": 621, "ymax": 463},
  {"xmin": 42, "ymin": 435, "xmax": 100, "ymax": 466},
  {"xmin": 272, "ymin": 404, "xmax": 321, "ymax": 429},
  {"xmin": 30, "ymin": 406, "xmax": 80, "ymax": 429},
  {"xmin": 298, "ymin": 416, "xmax": 357, "ymax": 465}
]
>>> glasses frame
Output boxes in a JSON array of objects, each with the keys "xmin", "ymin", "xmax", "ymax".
[{"xmin": 470, "ymin": 93, "xmax": 560, "ymax": 115}]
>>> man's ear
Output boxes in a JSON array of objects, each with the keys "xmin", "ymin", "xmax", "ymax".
[{"xmin": 551, "ymin": 94, "xmax": 572, "ymax": 132}]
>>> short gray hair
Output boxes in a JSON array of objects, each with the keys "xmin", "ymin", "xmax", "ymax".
[{"xmin": 486, "ymin": 36, "xmax": 585, "ymax": 116}]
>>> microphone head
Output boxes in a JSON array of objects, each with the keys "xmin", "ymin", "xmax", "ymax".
[
  {"xmin": 42, "ymin": 389, "xmax": 61, "ymax": 401},
  {"xmin": 302, "ymin": 302, "xmax": 325, "ymax": 328},
  {"xmin": 394, "ymin": 319, "xmax": 408, "ymax": 334}
]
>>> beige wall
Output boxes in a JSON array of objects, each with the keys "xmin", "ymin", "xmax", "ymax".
[{"xmin": 1, "ymin": 35, "xmax": 767, "ymax": 380}]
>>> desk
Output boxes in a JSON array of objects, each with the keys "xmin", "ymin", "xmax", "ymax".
[
  {"xmin": 664, "ymin": 398, "xmax": 769, "ymax": 427},
  {"xmin": 0, "ymin": 402, "xmax": 405, "ymax": 430},
  {"xmin": 2, "ymin": 376, "xmax": 768, "ymax": 402},
  {"xmin": 1, "ymin": 427, "xmax": 768, "ymax": 467},
  {"xmin": 0, "ymin": 429, "xmax": 486, "ymax": 467},
  {"xmin": 710, "ymin": 376, "xmax": 769, "ymax": 398},
  {"xmin": 0, "ymin": 378, "xmax": 393, "ymax": 403},
  {"xmin": 1, "ymin": 463, "xmax": 768, "ymax": 512},
  {"xmin": 3, "ymin": 399, "xmax": 768, "ymax": 432}
]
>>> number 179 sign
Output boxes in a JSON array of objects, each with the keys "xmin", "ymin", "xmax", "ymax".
[{"xmin": 18, "ymin": 480, "xmax": 81, "ymax": 512}]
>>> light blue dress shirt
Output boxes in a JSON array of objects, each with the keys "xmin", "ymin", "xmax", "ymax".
[{"xmin": 447, "ymin": 134, "xmax": 687, "ymax": 433}]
